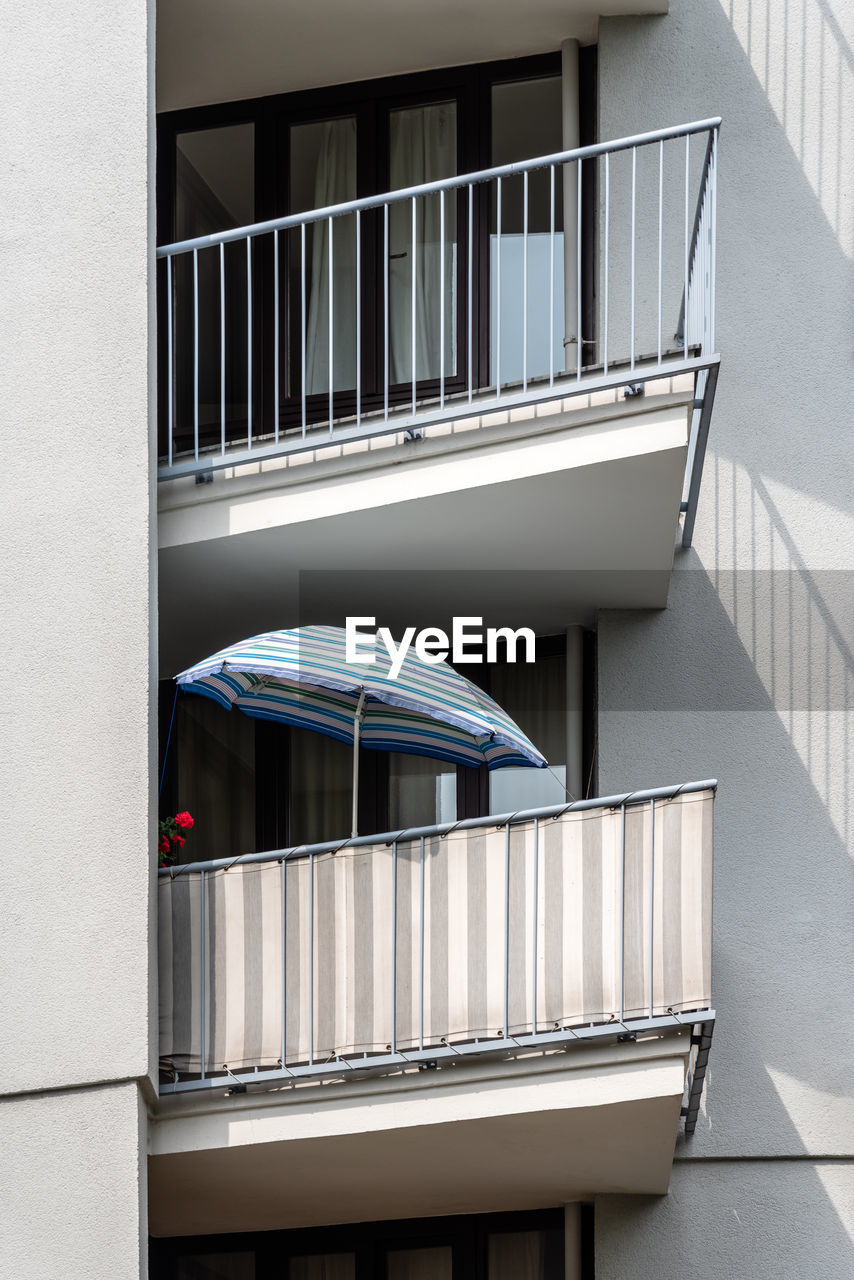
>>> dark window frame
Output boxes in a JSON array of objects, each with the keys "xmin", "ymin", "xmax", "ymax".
[
  {"xmin": 157, "ymin": 51, "xmax": 597, "ymax": 456},
  {"xmin": 149, "ymin": 1206, "xmax": 577, "ymax": 1280}
]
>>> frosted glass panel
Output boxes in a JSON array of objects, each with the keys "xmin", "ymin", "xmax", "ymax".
[{"xmin": 490, "ymin": 233, "xmax": 565, "ymax": 384}]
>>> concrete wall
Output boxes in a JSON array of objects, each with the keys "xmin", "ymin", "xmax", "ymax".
[
  {"xmin": 0, "ymin": 0, "xmax": 154, "ymax": 1274},
  {"xmin": 0, "ymin": 1083, "xmax": 148, "ymax": 1280},
  {"xmin": 597, "ymin": 0, "xmax": 854, "ymax": 1273}
]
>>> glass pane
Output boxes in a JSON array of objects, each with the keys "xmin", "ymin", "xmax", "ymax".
[
  {"xmin": 389, "ymin": 101, "xmax": 457, "ymax": 384},
  {"xmin": 177, "ymin": 696, "xmax": 256, "ymax": 862},
  {"xmin": 289, "ymin": 728, "xmax": 353, "ymax": 845},
  {"xmin": 489, "ymin": 1233, "xmax": 546, "ymax": 1280},
  {"xmin": 387, "ymin": 1246, "xmax": 453, "ymax": 1280},
  {"xmin": 388, "ymin": 753, "xmax": 457, "ymax": 828},
  {"xmin": 290, "ymin": 1254, "xmax": 356, "ymax": 1280},
  {"xmin": 291, "ymin": 117, "xmax": 358, "ymax": 396},
  {"xmin": 174, "ymin": 125, "xmax": 255, "ymax": 444},
  {"xmin": 176, "ymin": 124, "xmax": 255, "ymax": 238},
  {"xmin": 490, "ymin": 78, "xmax": 564, "ymax": 384},
  {"xmin": 175, "ymin": 1252, "xmax": 255, "ymax": 1280},
  {"xmin": 489, "ymin": 651, "xmax": 567, "ymax": 814}
]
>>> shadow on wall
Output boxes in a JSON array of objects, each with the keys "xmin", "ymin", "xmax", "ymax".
[{"xmin": 596, "ymin": 0, "xmax": 853, "ymax": 1271}]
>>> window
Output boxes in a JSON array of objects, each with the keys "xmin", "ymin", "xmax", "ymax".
[
  {"xmin": 157, "ymin": 54, "xmax": 596, "ymax": 455},
  {"xmin": 150, "ymin": 1209, "xmax": 574, "ymax": 1280}
]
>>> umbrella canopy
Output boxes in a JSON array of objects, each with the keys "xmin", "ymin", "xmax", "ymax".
[{"xmin": 176, "ymin": 625, "xmax": 548, "ymax": 772}]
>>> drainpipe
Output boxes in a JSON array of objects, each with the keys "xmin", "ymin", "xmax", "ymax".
[
  {"xmin": 566, "ymin": 626, "xmax": 583, "ymax": 800},
  {"xmin": 561, "ymin": 38, "xmax": 580, "ymax": 374}
]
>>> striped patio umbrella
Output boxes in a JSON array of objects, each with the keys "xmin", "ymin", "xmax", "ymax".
[{"xmin": 175, "ymin": 625, "xmax": 547, "ymax": 836}]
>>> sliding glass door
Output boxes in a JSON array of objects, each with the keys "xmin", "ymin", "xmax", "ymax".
[{"xmin": 282, "ymin": 92, "xmax": 462, "ymax": 427}]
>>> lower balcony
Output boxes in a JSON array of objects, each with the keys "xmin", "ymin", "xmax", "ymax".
[{"xmin": 151, "ymin": 780, "xmax": 715, "ymax": 1236}]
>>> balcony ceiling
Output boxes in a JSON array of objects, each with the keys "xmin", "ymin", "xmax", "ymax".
[
  {"xmin": 150, "ymin": 1035, "xmax": 690, "ymax": 1236},
  {"xmin": 157, "ymin": 0, "xmax": 669, "ymax": 112},
  {"xmin": 157, "ymin": 388, "xmax": 692, "ymax": 674}
]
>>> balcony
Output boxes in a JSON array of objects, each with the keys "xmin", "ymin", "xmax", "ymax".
[
  {"xmin": 151, "ymin": 781, "xmax": 715, "ymax": 1236},
  {"xmin": 156, "ymin": 119, "xmax": 719, "ymax": 621}
]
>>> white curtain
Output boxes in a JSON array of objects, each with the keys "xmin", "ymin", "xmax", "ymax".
[
  {"xmin": 290, "ymin": 1256, "xmax": 355, "ymax": 1280},
  {"xmin": 488, "ymin": 1233, "xmax": 544, "ymax": 1280},
  {"xmin": 177, "ymin": 697, "xmax": 256, "ymax": 863},
  {"xmin": 387, "ymin": 1248, "xmax": 453, "ymax": 1280},
  {"xmin": 305, "ymin": 118, "xmax": 358, "ymax": 396},
  {"xmin": 289, "ymin": 728, "xmax": 352, "ymax": 845},
  {"xmin": 389, "ymin": 103, "xmax": 457, "ymax": 384}
]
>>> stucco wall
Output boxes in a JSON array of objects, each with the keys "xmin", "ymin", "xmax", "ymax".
[
  {"xmin": 0, "ymin": 0, "xmax": 155, "ymax": 1095},
  {"xmin": 597, "ymin": 0, "xmax": 853, "ymax": 1272},
  {"xmin": 0, "ymin": 1083, "xmax": 147, "ymax": 1280},
  {"xmin": 0, "ymin": 1, "xmax": 153, "ymax": 1276},
  {"xmin": 595, "ymin": 1161, "xmax": 854, "ymax": 1280}
]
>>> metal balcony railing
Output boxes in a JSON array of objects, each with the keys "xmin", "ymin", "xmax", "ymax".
[
  {"xmin": 156, "ymin": 120, "xmax": 720, "ymax": 523},
  {"xmin": 158, "ymin": 780, "xmax": 715, "ymax": 1099}
]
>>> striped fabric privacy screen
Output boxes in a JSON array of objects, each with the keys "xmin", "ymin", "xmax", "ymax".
[{"xmin": 159, "ymin": 789, "xmax": 713, "ymax": 1076}]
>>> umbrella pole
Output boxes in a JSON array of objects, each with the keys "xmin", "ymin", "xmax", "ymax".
[{"xmin": 351, "ymin": 689, "xmax": 367, "ymax": 838}]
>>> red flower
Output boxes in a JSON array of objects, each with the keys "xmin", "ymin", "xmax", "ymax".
[
  {"xmin": 174, "ymin": 811, "xmax": 194, "ymax": 830},
  {"xmin": 173, "ymin": 834, "xmax": 185, "ymax": 849},
  {"xmin": 159, "ymin": 835, "xmax": 170, "ymax": 854}
]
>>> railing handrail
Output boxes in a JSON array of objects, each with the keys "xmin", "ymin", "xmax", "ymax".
[
  {"xmin": 676, "ymin": 126, "xmax": 719, "ymax": 342},
  {"xmin": 159, "ymin": 778, "xmax": 718, "ymax": 877},
  {"xmin": 156, "ymin": 117, "xmax": 722, "ymax": 259}
]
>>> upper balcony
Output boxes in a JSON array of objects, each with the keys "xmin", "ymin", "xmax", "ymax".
[
  {"xmin": 155, "ymin": 94, "xmax": 720, "ymax": 624},
  {"xmin": 151, "ymin": 780, "xmax": 714, "ymax": 1237}
]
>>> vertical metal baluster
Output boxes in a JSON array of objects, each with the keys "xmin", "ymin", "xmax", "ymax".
[
  {"xmin": 531, "ymin": 818, "xmax": 539, "ymax": 1035},
  {"xmin": 273, "ymin": 229, "xmax": 280, "ymax": 444},
  {"xmin": 630, "ymin": 148, "xmax": 636, "ymax": 373},
  {"xmin": 439, "ymin": 188, "xmax": 445, "ymax": 409},
  {"xmin": 522, "ymin": 170, "xmax": 528, "ymax": 393},
  {"xmin": 281, "ymin": 858, "xmax": 288, "ymax": 1068},
  {"xmin": 355, "ymin": 209, "xmax": 361, "ymax": 428},
  {"xmin": 467, "ymin": 185, "xmax": 473, "ymax": 404},
  {"xmin": 391, "ymin": 840, "xmax": 398, "ymax": 1055},
  {"xmin": 503, "ymin": 821, "xmax": 510, "ymax": 1039},
  {"xmin": 603, "ymin": 153, "xmax": 610, "ymax": 375},
  {"xmin": 166, "ymin": 254, "xmax": 173, "ymax": 468},
  {"xmin": 576, "ymin": 156, "xmax": 583, "ymax": 382},
  {"xmin": 384, "ymin": 203, "xmax": 390, "ymax": 422},
  {"xmin": 657, "ymin": 140, "xmax": 663, "ymax": 367},
  {"xmin": 419, "ymin": 835, "xmax": 425, "ymax": 1051},
  {"xmin": 619, "ymin": 804, "xmax": 626, "ymax": 1023},
  {"xmin": 193, "ymin": 248, "xmax": 199, "ymax": 461},
  {"xmin": 328, "ymin": 217, "xmax": 334, "ymax": 433},
  {"xmin": 220, "ymin": 243, "xmax": 226, "ymax": 455},
  {"xmin": 709, "ymin": 129, "xmax": 718, "ymax": 353},
  {"xmin": 648, "ymin": 799, "xmax": 655, "ymax": 1020},
  {"xmin": 549, "ymin": 166, "xmax": 555, "ymax": 388},
  {"xmin": 496, "ymin": 176, "xmax": 502, "ymax": 396},
  {"xmin": 300, "ymin": 223, "xmax": 307, "ymax": 438},
  {"xmin": 308, "ymin": 849, "xmax": 315, "ymax": 1066},
  {"xmin": 411, "ymin": 196, "xmax": 417, "ymax": 415},
  {"xmin": 199, "ymin": 869, "xmax": 206, "ymax": 1081},
  {"xmin": 246, "ymin": 237, "xmax": 252, "ymax": 450},
  {"xmin": 684, "ymin": 133, "xmax": 690, "ymax": 360}
]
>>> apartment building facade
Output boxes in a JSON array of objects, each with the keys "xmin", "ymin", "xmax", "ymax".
[{"xmin": 1, "ymin": 1, "xmax": 852, "ymax": 1277}]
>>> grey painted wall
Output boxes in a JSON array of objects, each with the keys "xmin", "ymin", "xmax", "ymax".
[
  {"xmin": 0, "ymin": 0, "xmax": 154, "ymax": 1275},
  {"xmin": 597, "ymin": 0, "xmax": 853, "ymax": 1272}
]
